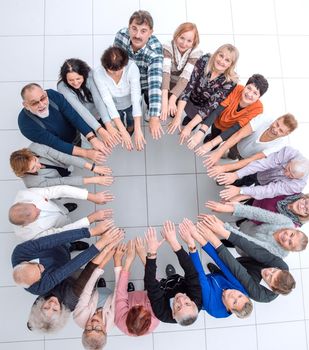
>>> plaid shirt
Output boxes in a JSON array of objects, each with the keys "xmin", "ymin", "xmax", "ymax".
[{"xmin": 114, "ymin": 28, "xmax": 163, "ymax": 117}]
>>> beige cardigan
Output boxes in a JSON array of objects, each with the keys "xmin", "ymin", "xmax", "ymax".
[{"xmin": 73, "ymin": 266, "xmax": 121, "ymax": 330}]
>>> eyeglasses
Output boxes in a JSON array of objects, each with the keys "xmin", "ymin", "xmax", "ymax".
[
  {"xmin": 28, "ymin": 94, "xmax": 48, "ymax": 107},
  {"xmin": 85, "ymin": 325, "xmax": 105, "ymax": 333}
]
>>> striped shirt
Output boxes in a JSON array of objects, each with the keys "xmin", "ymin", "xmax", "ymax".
[{"xmin": 114, "ymin": 28, "xmax": 163, "ymax": 117}]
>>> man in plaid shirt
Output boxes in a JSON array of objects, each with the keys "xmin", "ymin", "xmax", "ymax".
[{"xmin": 114, "ymin": 10, "xmax": 164, "ymax": 140}]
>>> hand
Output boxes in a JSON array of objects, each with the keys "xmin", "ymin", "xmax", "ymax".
[
  {"xmin": 196, "ymin": 221, "xmax": 217, "ymax": 243},
  {"xmin": 168, "ymin": 95, "xmax": 177, "ymax": 117},
  {"xmin": 149, "ymin": 117, "xmax": 164, "ymax": 140},
  {"xmin": 135, "ymin": 236, "xmax": 147, "ymax": 265},
  {"xmin": 89, "ymin": 219, "xmax": 114, "ymax": 236},
  {"xmin": 107, "ymin": 125, "xmax": 122, "ymax": 145},
  {"xmin": 91, "ymin": 208, "xmax": 113, "ymax": 222},
  {"xmin": 160, "ymin": 96, "xmax": 169, "ymax": 121},
  {"xmin": 187, "ymin": 131, "xmax": 204, "ymax": 150},
  {"xmin": 178, "ymin": 219, "xmax": 196, "ymax": 246},
  {"xmin": 120, "ymin": 130, "xmax": 134, "ymax": 151},
  {"xmin": 207, "ymin": 164, "xmax": 226, "ymax": 179},
  {"xmin": 205, "ymin": 200, "xmax": 235, "ymax": 213},
  {"xmin": 216, "ymin": 172, "xmax": 239, "ymax": 185},
  {"xmin": 90, "ymin": 137, "xmax": 112, "ymax": 156},
  {"xmin": 93, "ymin": 191, "xmax": 115, "ymax": 204},
  {"xmin": 195, "ymin": 141, "xmax": 213, "ymax": 157},
  {"xmin": 93, "ymin": 165, "xmax": 112, "ymax": 176},
  {"xmin": 200, "ymin": 215, "xmax": 226, "ymax": 236},
  {"xmin": 203, "ymin": 151, "xmax": 221, "ymax": 168},
  {"xmin": 161, "ymin": 221, "xmax": 181, "ymax": 252},
  {"xmin": 179, "ymin": 125, "xmax": 192, "ymax": 145},
  {"xmin": 125, "ymin": 239, "xmax": 136, "ymax": 265},
  {"xmin": 97, "ymin": 243, "xmax": 117, "ymax": 269},
  {"xmin": 167, "ymin": 116, "xmax": 181, "ymax": 134},
  {"xmin": 86, "ymin": 149, "xmax": 107, "ymax": 164},
  {"xmin": 145, "ymin": 227, "xmax": 165, "ymax": 254},
  {"xmin": 113, "ymin": 242, "xmax": 127, "ymax": 266},
  {"xmin": 98, "ymin": 127, "xmax": 117, "ymax": 148},
  {"xmin": 134, "ymin": 128, "xmax": 146, "ymax": 151},
  {"xmin": 95, "ymin": 227, "xmax": 125, "ymax": 251},
  {"xmin": 95, "ymin": 176, "xmax": 114, "ymax": 186},
  {"xmin": 220, "ymin": 185, "xmax": 241, "ymax": 201}
]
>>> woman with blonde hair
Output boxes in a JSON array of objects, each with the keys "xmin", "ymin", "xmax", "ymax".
[
  {"xmin": 160, "ymin": 22, "xmax": 202, "ymax": 120},
  {"xmin": 167, "ymin": 44, "xmax": 239, "ymax": 144}
]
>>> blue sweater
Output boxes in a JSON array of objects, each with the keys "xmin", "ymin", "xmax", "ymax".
[
  {"xmin": 190, "ymin": 243, "xmax": 247, "ymax": 318},
  {"xmin": 18, "ymin": 89, "xmax": 93, "ymax": 154},
  {"xmin": 11, "ymin": 228, "xmax": 99, "ymax": 296}
]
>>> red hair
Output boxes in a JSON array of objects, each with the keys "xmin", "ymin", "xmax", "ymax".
[{"xmin": 125, "ymin": 305, "xmax": 151, "ymax": 336}]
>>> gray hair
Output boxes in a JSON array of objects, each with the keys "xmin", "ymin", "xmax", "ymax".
[
  {"xmin": 12, "ymin": 264, "xmax": 31, "ymax": 288},
  {"xmin": 27, "ymin": 298, "xmax": 70, "ymax": 333},
  {"xmin": 82, "ymin": 331, "xmax": 107, "ymax": 350},
  {"xmin": 290, "ymin": 158, "xmax": 309, "ymax": 177},
  {"xmin": 231, "ymin": 299, "xmax": 253, "ymax": 319},
  {"xmin": 21, "ymin": 83, "xmax": 42, "ymax": 100},
  {"xmin": 173, "ymin": 303, "xmax": 199, "ymax": 326}
]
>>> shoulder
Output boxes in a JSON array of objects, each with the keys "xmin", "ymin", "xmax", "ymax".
[
  {"xmin": 147, "ymin": 35, "xmax": 163, "ymax": 55},
  {"xmin": 163, "ymin": 41, "xmax": 173, "ymax": 53},
  {"xmin": 190, "ymin": 47, "xmax": 203, "ymax": 59}
]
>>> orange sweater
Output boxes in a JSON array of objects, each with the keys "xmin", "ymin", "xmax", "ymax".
[{"xmin": 214, "ymin": 85, "xmax": 263, "ymax": 131}]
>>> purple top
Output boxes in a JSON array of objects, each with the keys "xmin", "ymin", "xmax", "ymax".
[{"xmin": 236, "ymin": 146, "xmax": 308, "ymax": 200}]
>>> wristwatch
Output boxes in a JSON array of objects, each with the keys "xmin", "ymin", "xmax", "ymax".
[
  {"xmin": 188, "ymin": 245, "xmax": 197, "ymax": 252},
  {"xmin": 147, "ymin": 252, "xmax": 157, "ymax": 258}
]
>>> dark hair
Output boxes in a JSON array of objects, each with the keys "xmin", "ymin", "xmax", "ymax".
[
  {"xmin": 125, "ymin": 305, "xmax": 151, "ymax": 336},
  {"xmin": 129, "ymin": 10, "xmax": 154, "ymax": 29},
  {"xmin": 101, "ymin": 46, "xmax": 129, "ymax": 71},
  {"xmin": 21, "ymin": 83, "xmax": 42, "ymax": 100},
  {"xmin": 272, "ymin": 270, "xmax": 296, "ymax": 295},
  {"xmin": 245, "ymin": 74, "xmax": 269, "ymax": 97},
  {"xmin": 59, "ymin": 58, "xmax": 93, "ymax": 104}
]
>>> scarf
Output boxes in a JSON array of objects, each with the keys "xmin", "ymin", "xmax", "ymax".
[{"xmin": 276, "ymin": 193, "xmax": 303, "ymax": 226}]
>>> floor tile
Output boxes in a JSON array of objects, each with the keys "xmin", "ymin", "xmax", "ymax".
[
  {"xmin": 0, "ymin": 37, "xmax": 44, "ymax": 82},
  {"xmin": 45, "ymin": 0, "xmax": 92, "ymax": 35},
  {"xmin": 187, "ymin": 0, "xmax": 233, "ymax": 34},
  {"xmin": 0, "ymin": 233, "xmax": 20, "ymax": 286},
  {"xmin": 0, "ymin": 0, "xmax": 44, "ymax": 36},
  {"xmin": 257, "ymin": 321, "xmax": 307, "ymax": 350},
  {"xmin": 0, "ymin": 341, "xmax": 44, "ymax": 350},
  {"xmin": 147, "ymin": 174, "xmax": 198, "ymax": 226},
  {"xmin": 98, "ymin": 175, "xmax": 148, "ymax": 227},
  {"xmin": 154, "ymin": 329, "xmax": 205, "ymax": 350},
  {"xmin": 145, "ymin": 127, "xmax": 196, "ymax": 175},
  {"xmin": 207, "ymin": 325, "xmax": 257, "ymax": 350}
]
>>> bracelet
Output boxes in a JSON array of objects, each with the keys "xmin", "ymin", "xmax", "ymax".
[
  {"xmin": 87, "ymin": 135, "xmax": 96, "ymax": 142},
  {"xmin": 199, "ymin": 128, "xmax": 207, "ymax": 134},
  {"xmin": 91, "ymin": 163, "xmax": 96, "ymax": 171},
  {"xmin": 147, "ymin": 252, "xmax": 157, "ymax": 258}
]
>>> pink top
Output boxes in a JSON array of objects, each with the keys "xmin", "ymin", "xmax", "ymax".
[
  {"xmin": 73, "ymin": 266, "xmax": 121, "ymax": 330},
  {"xmin": 114, "ymin": 270, "xmax": 160, "ymax": 336}
]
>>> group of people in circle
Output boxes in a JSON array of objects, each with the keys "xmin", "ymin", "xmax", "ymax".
[{"xmin": 7, "ymin": 9, "xmax": 309, "ymax": 350}]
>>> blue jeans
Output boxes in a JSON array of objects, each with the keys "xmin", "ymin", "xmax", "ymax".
[{"xmin": 118, "ymin": 106, "xmax": 134, "ymax": 128}]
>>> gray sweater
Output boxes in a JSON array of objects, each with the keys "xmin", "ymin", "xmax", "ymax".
[
  {"xmin": 224, "ymin": 203, "xmax": 295, "ymax": 258},
  {"xmin": 217, "ymin": 232, "xmax": 288, "ymax": 303},
  {"xmin": 22, "ymin": 143, "xmax": 87, "ymax": 188},
  {"xmin": 57, "ymin": 71, "xmax": 110, "ymax": 130}
]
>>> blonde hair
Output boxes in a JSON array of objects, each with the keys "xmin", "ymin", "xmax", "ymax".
[
  {"xmin": 206, "ymin": 44, "xmax": 239, "ymax": 82},
  {"xmin": 173, "ymin": 22, "xmax": 200, "ymax": 48}
]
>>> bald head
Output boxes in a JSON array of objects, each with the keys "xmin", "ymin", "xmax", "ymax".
[{"xmin": 9, "ymin": 203, "xmax": 40, "ymax": 226}]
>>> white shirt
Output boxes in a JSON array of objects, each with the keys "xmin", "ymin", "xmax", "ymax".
[
  {"xmin": 93, "ymin": 60, "xmax": 142, "ymax": 119},
  {"xmin": 237, "ymin": 114, "xmax": 288, "ymax": 158}
]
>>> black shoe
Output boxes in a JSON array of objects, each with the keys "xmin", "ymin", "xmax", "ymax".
[
  {"xmin": 165, "ymin": 264, "xmax": 176, "ymax": 278},
  {"xmin": 236, "ymin": 218, "xmax": 248, "ymax": 227},
  {"xmin": 127, "ymin": 126, "xmax": 134, "ymax": 136},
  {"xmin": 207, "ymin": 263, "xmax": 221, "ymax": 274},
  {"xmin": 64, "ymin": 202, "xmax": 78, "ymax": 213},
  {"xmin": 97, "ymin": 278, "xmax": 106, "ymax": 288},
  {"xmin": 220, "ymin": 239, "xmax": 235, "ymax": 248},
  {"xmin": 69, "ymin": 240, "xmax": 90, "ymax": 252},
  {"xmin": 203, "ymin": 134, "xmax": 212, "ymax": 144},
  {"xmin": 127, "ymin": 282, "xmax": 135, "ymax": 292}
]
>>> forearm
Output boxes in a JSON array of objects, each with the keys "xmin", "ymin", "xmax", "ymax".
[
  {"xmin": 113, "ymin": 117, "xmax": 127, "ymax": 133},
  {"xmin": 186, "ymin": 115, "xmax": 203, "ymax": 130},
  {"xmin": 133, "ymin": 116, "xmax": 142, "ymax": 130},
  {"xmin": 72, "ymin": 261, "xmax": 99, "ymax": 297}
]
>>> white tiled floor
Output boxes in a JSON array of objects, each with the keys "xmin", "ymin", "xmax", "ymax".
[{"xmin": 1, "ymin": 0, "xmax": 309, "ymax": 349}]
